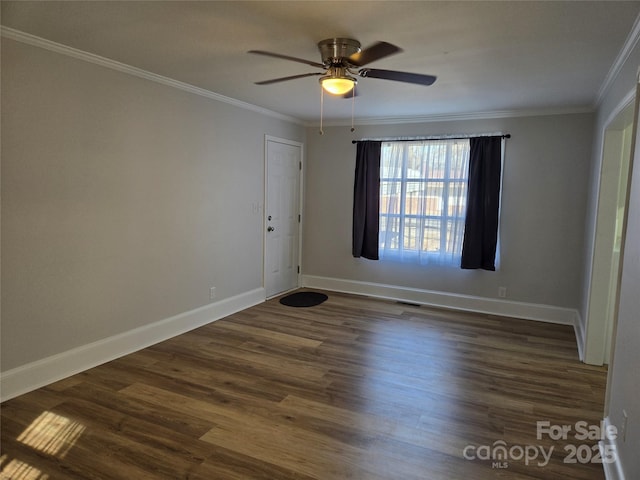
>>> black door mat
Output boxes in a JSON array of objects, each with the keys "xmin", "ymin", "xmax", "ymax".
[{"xmin": 279, "ymin": 291, "xmax": 328, "ymax": 308}]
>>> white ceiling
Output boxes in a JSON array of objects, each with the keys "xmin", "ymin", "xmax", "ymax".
[{"xmin": 3, "ymin": 1, "xmax": 640, "ymax": 124}]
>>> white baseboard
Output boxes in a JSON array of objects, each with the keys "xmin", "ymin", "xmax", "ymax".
[
  {"xmin": 601, "ymin": 416, "xmax": 626, "ymax": 480},
  {"xmin": 0, "ymin": 288, "xmax": 265, "ymax": 402},
  {"xmin": 574, "ymin": 310, "xmax": 586, "ymax": 362},
  {"xmin": 302, "ymin": 275, "xmax": 578, "ymax": 325}
]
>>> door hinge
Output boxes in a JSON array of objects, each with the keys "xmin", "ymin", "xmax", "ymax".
[
  {"xmin": 298, "ymin": 214, "xmax": 301, "ymax": 223},
  {"xmin": 297, "ymin": 266, "xmax": 300, "ymax": 274},
  {"xmin": 299, "ymin": 161, "xmax": 302, "ymax": 170}
]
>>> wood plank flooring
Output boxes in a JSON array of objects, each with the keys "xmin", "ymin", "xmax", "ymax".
[{"xmin": 1, "ymin": 290, "xmax": 607, "ymax": 479}]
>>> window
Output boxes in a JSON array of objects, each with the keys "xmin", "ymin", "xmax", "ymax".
[{"xmin": 379, "ymin": 139, "xmax": 470, "ymax": 265}]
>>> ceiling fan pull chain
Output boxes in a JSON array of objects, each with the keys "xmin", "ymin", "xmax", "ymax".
[
  {"xmin": 351, "ymin": 84, "xmax": 356, "ymax": 133},
  {"xmin": 319, "ymin": 86, "xmax": 324, "ymax": 135}
]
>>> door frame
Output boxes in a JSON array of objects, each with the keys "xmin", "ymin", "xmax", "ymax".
[
  {"xmin": 584, "ymin": 91, "xmax": 636, "ymax": 365},
  {"xmin": 263, "ymin": 135, "xmax": 304, "ymax": 299}
]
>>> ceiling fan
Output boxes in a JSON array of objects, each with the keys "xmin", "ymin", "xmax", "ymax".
[{"xmin": 249, "ymin": 38, "xmax": 436, "ymax": 96}]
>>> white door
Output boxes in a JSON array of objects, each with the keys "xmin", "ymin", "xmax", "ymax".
[{"xmin": 265, "ymin": 137, "xmax": 302, "ymax": 298}]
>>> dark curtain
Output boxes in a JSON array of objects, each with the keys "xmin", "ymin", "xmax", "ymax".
[
  {"xmin": 352, "ymin": 141, "xmax": 382, "ymax": 260},
  {"xmin": 461, "ymin": 136, "xmax": 503, "ymax": 270}
]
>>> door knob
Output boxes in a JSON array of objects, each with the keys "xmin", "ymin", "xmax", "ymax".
[{"xmin": 267, "ymin": 226, "xmax": 275, "ymax": 232}]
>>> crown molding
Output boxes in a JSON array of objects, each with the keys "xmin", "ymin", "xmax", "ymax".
[
  {"xmin": 1, "ymin": 26, "xmax": 303, "ymax": 125},
  {"xmin": 595, "ymin": 12, "xmax": 640, "ymax": 106},
  {"xmin": 307, "ymin": 106, "xmax": 596, "ymax": 128}
]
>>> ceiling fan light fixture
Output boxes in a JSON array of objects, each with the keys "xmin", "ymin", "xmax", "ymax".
[{"xmin": 320, "ymin": 75, "xmax": 356, "ymax": 95}]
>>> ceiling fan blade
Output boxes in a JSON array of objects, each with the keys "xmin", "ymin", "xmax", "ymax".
[
  {"xmin": 359, "ymin": 68, "xmax": 437, "ymax": 86},
  {"xmin": 248, "ymin": 50, "xmax": 325, "ymax": 68},
  {"xmin": 255, "ymin": 72, "xmax": 323, "ymax": 85},
  {"xmin": 348, "ymin": 41, "xmax": 402, "ymax": 67}
]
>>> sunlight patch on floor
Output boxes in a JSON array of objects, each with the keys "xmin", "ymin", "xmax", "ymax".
[
  {"xmin": 0, "ymin": 455, "xmax": 48, "ymax": 480},
  {"xmin": 17, "ymin": 411, "xmax": 85, "ymax": 459}
]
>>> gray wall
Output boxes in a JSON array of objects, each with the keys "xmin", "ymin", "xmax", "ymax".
[
  {"xmin": 303, "ymin": 113, "xmax": 594, "ymax": 309},
  {"xmin": 586, "ymin": 35, "xmax": 640, "ymax": 478},
  {"xmin": 1, "ymin": 38, "xmax": 304, "ymax": 371},
  {"xmin": 607, "ymin": 123, "xmax": 640, "ymax": 479}
]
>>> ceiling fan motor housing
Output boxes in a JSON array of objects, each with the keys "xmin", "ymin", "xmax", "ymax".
[{"xmin": 318, "ymin": 38, "xmax": 361, "ymax": 66}]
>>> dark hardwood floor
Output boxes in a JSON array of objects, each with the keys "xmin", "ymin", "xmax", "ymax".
[{"xmin": 1, "ymin": 290, "xmax": 607, "ymax": 479}]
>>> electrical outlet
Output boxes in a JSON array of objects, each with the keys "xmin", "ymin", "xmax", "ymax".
[
  {"xmin": 622, "ymin": 410, "xmax": 628, "ymax": 442},
  {"xmin": 210, "ymin": 287, "xmax": 216, "ymax": 300},
  {"xmin": 498, "ymin": 287, "xmax": 507, "ymax": 298}
]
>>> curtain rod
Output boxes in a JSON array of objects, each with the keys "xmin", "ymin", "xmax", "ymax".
[{"xmin": 351, "ymin": 134, "xmax": 510, "ymax": 144}]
